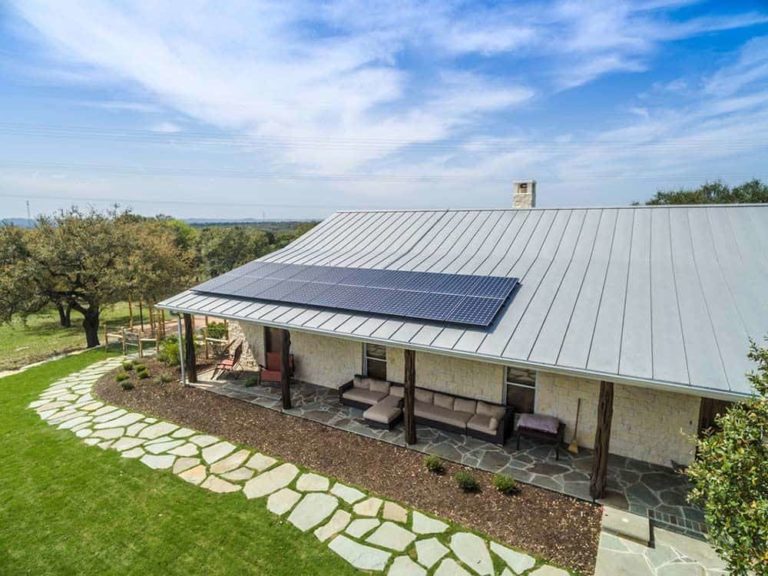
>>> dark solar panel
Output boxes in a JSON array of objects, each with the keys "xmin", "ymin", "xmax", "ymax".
[{"xmin": 192, "ymin": 263, "xmax": 518, "ymax": 327}]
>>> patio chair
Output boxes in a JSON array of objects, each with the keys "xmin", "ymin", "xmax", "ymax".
[
  {"xmin": 212, "ymin": 342, "xmax": 243, "ymax": 380},
  {"xmin": 259, "ymin": 351, "xmax": 295, "ymax": 384}
]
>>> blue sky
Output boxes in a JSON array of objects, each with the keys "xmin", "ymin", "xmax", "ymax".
[{"xmin": 1, "ymin": 0, "xmax": 767, "ymax": 220}]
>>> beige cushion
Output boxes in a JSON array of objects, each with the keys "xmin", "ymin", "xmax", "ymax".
[
  {"xmin": 476, "ymin": 401, "xmax": 505, "ymax": 420},
  {"xmin": 389, "ymin": 386, "xmax": 404, "ymax": 398},
  {"xmin": 415, "ymin": 403, "xmax": 471, "ymax": 429},
  {"xmin": 433, "ymin": 393, "xmax": 454, "ymax": 410},
  {"xmin": 454, "ymin": 398, "xmax": 477, "ymax": 415},
  {"xmin": 364, "ymin": 401, "xmax": 402, "ymax": 424},
  {"xmin": 343, "ymin": 387, "xmax": 388, "ymax": 406},
  {"xmin": 467, "ymin": 414, "xmax": 499, "ymax": 434},
  {"xmin": 415, "ymin": 389, "xmax": 434, "ymax": 404},
  {"xmin": 369, "ymin": 379, "xmax": 390, "ymax": 395},
  {"xmin": 353, "ymin": 375, "xmax": 369, "ymax": 390},
  {"xmin": 377, "ymin": 394, "xmax": 402, "ymax": 407}
]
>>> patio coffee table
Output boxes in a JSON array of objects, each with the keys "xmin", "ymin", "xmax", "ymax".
[{"xmin": 363, "ymin": 395, "xmax": 402, "ymax": 430}]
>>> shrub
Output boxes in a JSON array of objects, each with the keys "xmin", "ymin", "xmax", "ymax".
[
  {"xmin": 121, "ymin": 380, "xmax": 134, "ymax": 391},
  {"xmin": 138, "ymin": 370, "xmax": 150, "ymax": 379},
  {"xmin": 135, "ymin": 363, "xmax": 146, "ymax": 371},
  {"xmin": 206, "ymin": 321, "xmax": 227, "ymax": 339},
  {"xmin": 454, "ymin": 471, "xmax": 480, "ymax": 492},
  {"xmin": 493, "ymin": 474, "xmax": 519, "ymax": 495},
  {"xmin": 424, "ymin": 454, "xmax": 445, "ymax": 474},
  {"xmin": 115, "ymin": 372, "xmax": 129, "ymax": 382},
  {"xmin": 244, "ymin": 376, "xmax": 260, "ymax": 388},
  {"xmin": 159, "ymin": 374, "xmax": 173, "ymax": 384},
  {"xmin": 157, "ymin": 337, "xmax": 180, "ymax": 366},
  {"xmin": 122, "ymin": 361, "xmax": 134, "ymax": 371}
]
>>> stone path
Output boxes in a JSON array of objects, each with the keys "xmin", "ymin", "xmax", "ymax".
[{"xmin": 30, "ymin": 357, "xmax": 567, "ymax": 576}]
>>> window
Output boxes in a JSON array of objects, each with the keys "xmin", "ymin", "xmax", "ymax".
[
  {"xmin": 364, "ymin": 343, "xmax": 387, "ymax": 380},
  {"xmin": 505, "ymin": 367, "xmax": 536, "ymax": 413}
]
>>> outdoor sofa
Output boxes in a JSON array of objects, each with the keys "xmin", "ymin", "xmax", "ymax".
[{"xmin": 339, "ymin": 375, "xmax": 514, "ymax": 444}]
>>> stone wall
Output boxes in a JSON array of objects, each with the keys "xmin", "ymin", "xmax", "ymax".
[
  {"xmin": 386, "ymin": 347, "xmax": 504, "ymax": 404},
  {"xmin": 535, "ymin": 372, "xmax": 700, "ymax": 466},
  {"xmin": 229, "ymin": 321, "xmax": 259, "ymax": 367}
]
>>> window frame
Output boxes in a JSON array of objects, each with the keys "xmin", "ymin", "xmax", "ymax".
[
  {"xmin": 363, "ymin": 343, "xmax": 387, "ymax": 380},
  {"xmin": 504, "ymin": 366, "xmax": 537, "ymax": 413}
]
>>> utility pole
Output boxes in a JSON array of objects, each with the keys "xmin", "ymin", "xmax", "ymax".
[{"xmin": 26, "ymin": 200, "xmax": 31, "ymax": 222}]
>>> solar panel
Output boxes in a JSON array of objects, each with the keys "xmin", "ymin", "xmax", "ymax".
[{"xmin": 191, "ymin": 263, "xmax": 518, "ymax": 327}]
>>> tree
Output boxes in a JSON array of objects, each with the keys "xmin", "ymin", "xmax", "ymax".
[
  {"xmin": 687, "ymin": 341, "xmax": 768, "ymax": 575},
  {"xmin": 638, "ymin": 179, "xmax": 768, "ymax": 205},
  {"xmin": 197, "ymin": 226, "xmax": 271, "ymax": 278}
]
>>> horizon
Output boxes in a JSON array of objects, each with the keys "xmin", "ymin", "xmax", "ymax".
[{"xmin": 1, "ymin": 1, "xmax": 768, "ymax": 220}]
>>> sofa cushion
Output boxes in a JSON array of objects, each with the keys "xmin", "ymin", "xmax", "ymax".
[
  {"xmin": 467, "ymin": 414, "xmax": 499, "ymax": 435},
  {"xmin": 369, "ymin": 379, "xmax": 390, "ymax": 395},
  {"xmin": 353, "ymin": 375, "xmax": 369, "ymax": 390},
  {"xmin": 364, "ymin": 401, "xmax": 402, "ymax": 425},
  {"xmin": 518, "ymin": 413, "xmax": 559, "ymax": 435},
  {"xmin": 454, "ymin": 398, "xmax": 477, "ymax": 415},
  {"xmin": 389, "ymin": 386, "xmax": 404, "ymax": 398},
  {"xmin": 415, "ymin": 402, "xmax": 471, "ymax": 429},
  {"xmin": 476, "ymin": 401, "xmax": 505, "ymax": 420},
  {"xmin": 377, "ymin": 394, "xmax": 402, "ymax": 408},
  {"xmin": 342, "ymin": 387, "xmax": 388, "ymax": 406},
  {"xmin": 433, "ymin": 393, "xmax": 454, "ymax": 410},
  {"xmin": 415, "ymin": 389, "xmax": 434, "ymax": 404}
]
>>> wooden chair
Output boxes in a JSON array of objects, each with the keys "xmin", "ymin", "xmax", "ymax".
[
  {"xmin": 259, "ymin": 351, "xmax": 295, "ymax": 383},
  {"xmin": 212, "ymin": 342, "xmax": 243, "ymax": 380}
]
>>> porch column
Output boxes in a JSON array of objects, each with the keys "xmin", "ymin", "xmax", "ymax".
[
  {"xmin": 590, "ymin": 380, "xmax": 614, "ymax": 500},
  {"xmin": 403, "ymin": 349, "xmax": 417, "ymax": 445},
  {"xmin": 280, "ymin": 328, "xmax": 292, "ymax": 410},
  {"xmin": 177, "ymin": 315, "xmax": 186, "ymax": 385},
  {"xmin": 183, "ymin": 313, "xmax": 198, "ymax": 384}
]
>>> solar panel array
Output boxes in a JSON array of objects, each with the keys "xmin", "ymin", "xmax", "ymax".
[{"xmin": 192, "ymin": 262, "xmax": 519, "ymax": 327}]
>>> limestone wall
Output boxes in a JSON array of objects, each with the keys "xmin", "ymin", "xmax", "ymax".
[
  {"xmin": 386, "ymin": 347, "xmax": 504, "ymax": 404},
  {"xmin": 536, "ymin": 372, "xmax": 700, "ymax": 466}
]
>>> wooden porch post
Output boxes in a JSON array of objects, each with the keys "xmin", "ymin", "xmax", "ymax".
[
  {"xmin": 403, "ymin": 349, "xmax": 417, "ymax": 445},
  {"xmin": 590, "ymin": 380, "xmax": 614, "ymax": 500},
  {"xmin": 183, "ymin": 313, "xmax": 198, "ymax": 383},
  {"xmin": 280, "ymin": 328, "xmax": 292, "ymax": 410}
]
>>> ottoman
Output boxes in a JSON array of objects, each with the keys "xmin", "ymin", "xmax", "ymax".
[{"xmin": 363, "ymin": 395, "xmax": 403, "ymax": 430}]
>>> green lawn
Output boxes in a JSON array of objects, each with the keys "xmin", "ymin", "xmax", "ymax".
[
  {"xmin": 0, "ymin": 351, "xmax": 358, "ymax": 576},
  {"xmin": 0, "ymin": 303, "xmax": 141, "ymax": 371}
]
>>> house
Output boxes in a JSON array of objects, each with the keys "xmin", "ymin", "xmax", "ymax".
[{"xmin": 158, "ymin": 182, "xmax": 768, "ymax": 496}]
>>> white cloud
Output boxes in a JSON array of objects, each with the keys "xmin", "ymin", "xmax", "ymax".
[{"xmin": 149, "ymin": 121, "xmax": 182, "ymax": 134}]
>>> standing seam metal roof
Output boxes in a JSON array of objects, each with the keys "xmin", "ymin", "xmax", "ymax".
[{"xmin": 159, "ymin": 205, "xmax": 768, "ymax": 399}]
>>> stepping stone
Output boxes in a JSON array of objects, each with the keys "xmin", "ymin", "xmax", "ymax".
[
  {"xmin": 92, "ymin": 406, "xmax": 118, "ymax": 416},
  {"xmin": 415, "ymin": 538, "xmax": 449, "ymax": 568},
  {"xmin": 91, "ymin": 428, "xmax": 125, "ymax": 440},
  {"xmin": 202, "ymin": 441, "xmax": 236, "ymax": 465},
  {"xmin": 383, "ymin": 502, "xmax": 408, "ymax": 523},
  {"xmin": 80, "ymin": 402, "xmax": 103, "ymax": 412},
  {"xmin": 601, "ymin": 507, "xmax": 651, "ymax": 546},
  {"xmin": 145, "ymin": 418, "xmax": 158, "ymax": 424},
  {"xmin": 328, "ymin": 535, "xmax": 391, "ymax": 572},
  {"xmin": 140, "ymin": 422, "xmax": 178, "ymax": 440},
  {"xmin": 267, "ymin": 488, "xmax": 301, "ymax": 516},
  {"xmin": 412, "ymin": 511, "xmax": 449, "ymax": 535},
  {"xmin": 126, "ymin": 423, "xmax": 147, "ymax": 436},
  {"xmin": 201, "ymin": 475, "xmax": 241, "ymax": 494},
  {"xmin": 435, "ymin": 558, "xmax": 472, "ymax": 576},
  {"xmin": 140, "ymin": 454, "xmax": 176, "ymax": 470},
  {"xmin": 450, "ymin": 533, "xmax": 493, "ymax": 576},
  {"xmin": 287, "ymin": 493, "xmax": 339, "ymax": 532},
  {"xmin": 179, "ymin": 465, "xmax": 207, "ymax": 485},
  {"xmin": 315, "ymin": 510, "xmax": 351, "ymax": 542},
  {"xmin": 93, "ymin": 413, "xmax": 143, "ymax": 429},
  {"xmin": 346, "ymin": 518, "xmax": 380, "ymax": 538},
  {"xmin": 112, "ymin": 437, "xmax": 146, "ymax": 452},
  {"xmin": 59, "ymin": 416, "xmax": 92, "ymax": 430},
  {"xmin": 210, "ymin": 449, "xmax": 250, "ymax": 474},
  {"xmin": 331, "ymin": 482, "xmax": 366, "ymax": 504},
  {"xmin": 490, "ymin": 542, "xmax": 536, "ymax": 574},
  {"xmin": 529, "ymin": 568, "xmax": 569, "ymax": 576},
  {"xmin": 353, "ymin": 497, "xmax": 383, "ymax": 517},
  {"xmin": 171, "ymin": 427, "xmax": 195, "ymax": 438},
  {"xmin": 75, "ymin": 428, "xmax": 93, "ymax": 438},
  {"xmin": 121, "ymin": 447, "xmax": 144, "ymax": 459},
  {"xmin": 145, "ymin": 440, "xmax": 185, "ymax": 455},
  {"xmin": 70, "ymin": 422, "xmax": 91, "ymax": 432},
  {"xmin": 93, "ymin": 409, "xmax": 127, "ymax": 423},
  {"xmin": 296, "ymin": 473, "xmax": 330, "ymax": 492},
  {"xmin": 389, "ymin": 556, "xmax": 426, "ymax": 576},
  {"xmin": 190, "ymin": 434, "xmax": 219, "ymax": 447},
  {"xmin": 169, "ymin": 443, "xmax": 199, "ymax": 457},
  {"xmin": 173, "ymin": 457, "xmax": 200, "ymax": 474},
  {"xmin": 38, "ymin": 410, "xmax": 59, "ymax": 420},
  {"xmin": 245, "ymin": 453, "xmax": 276, "ymax": 472},
  {"xmin": 243, "ymin": 463, "xmax": 299, "ymax": 499},
  {"xmin": 366, "ymin": 522, "xmax": 416, "ymax": 552},
  {"xmin": 97, "ymin": 440, "xmax": 114, "ymax": 450},
  {"xmin": 220, "ymin": 467, "xmax": 254, "ymax": 482}
]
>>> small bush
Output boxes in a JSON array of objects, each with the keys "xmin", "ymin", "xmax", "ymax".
[
  {"xmin": 157, "ymin": 337, "xmax": 180, "ymax": 366},
  {"xmin": 244, "ymin": 376, "xmax": 260, "ymax": 388},
  {"xmin": 135, "ymin": 363, "xmax": 146, "ymax": 371},
  {"xmin": 138, "ymin": 370, "xmax": 150, "ymax": 379},
  {"xmin": 121, "ymin": 380, "xmax": 135, "ymax": 391},
  {"xmin": 454, "ymin": 471, "xmax": 480, "ymax": 493},
  {"xmin": 206, "ymin": 321, "xmax": 228, "ymax": 339},
  {"xmin": 122, "ymin": 361, "xmax": 134, "ymax": 371},
  {"xmin": 159, "ymin": 374, "xmax": 173, "ymax": 384},
  {"xmin": 424, "ymin": 454, "xmax": 445, "ymax": 474},
  {"xmin": 115, "ymin": 372, "xmax": 129, "ymax": 382},
  {"xmin": 493, "ymin": 474, "xmax": 519, "ymax": 495}
]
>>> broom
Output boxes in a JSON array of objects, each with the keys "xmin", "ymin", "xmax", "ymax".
[{"xmin": 568, "ymin": 398, "xmax": 581, "ymax": 454}]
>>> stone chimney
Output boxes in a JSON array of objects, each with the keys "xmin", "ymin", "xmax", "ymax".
[{"xmin": 513, "ymin": 180, "xmax": 536, "ymax": 209}]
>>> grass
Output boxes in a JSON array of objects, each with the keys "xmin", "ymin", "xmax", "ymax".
[
  {"xmin": 0, "ymin": 302, "xmax": 141, "ymax": 371},
  {"xmin": 0, "ymin": 350, "xmax": 358, "ymax": 576}
]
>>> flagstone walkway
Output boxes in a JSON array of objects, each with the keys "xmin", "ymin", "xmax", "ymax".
[{"xmin": 30, "ymin": 357, "xmax": 570, "ymax": 576}]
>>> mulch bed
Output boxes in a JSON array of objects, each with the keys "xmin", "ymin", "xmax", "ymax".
[{"xmin": 95, "ymin": 359, "xmax": 600, "ymax": 574}]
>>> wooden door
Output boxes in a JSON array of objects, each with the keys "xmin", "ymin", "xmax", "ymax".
[{"xmin": 264, "ymin": 327, "xmax": 283, "ymax": 356}]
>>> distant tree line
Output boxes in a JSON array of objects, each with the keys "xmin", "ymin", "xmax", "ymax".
[
  {"xmin": 636, "ymin": 179, "xmax": 768, "ymax": 205},
  {"xmin": 0, "ymin": 207, "xmax": 316, "ymax": 347}
]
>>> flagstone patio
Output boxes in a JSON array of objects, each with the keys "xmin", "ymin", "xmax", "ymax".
[{"xmin": 195, "ymin": 372, "xmax": 706, "ymax": 539}]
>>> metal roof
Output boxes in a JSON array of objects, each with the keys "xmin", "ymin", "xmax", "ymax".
[{"xmin": 159, "ymin": 205, "xmax": 768, "ymax": 399}]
